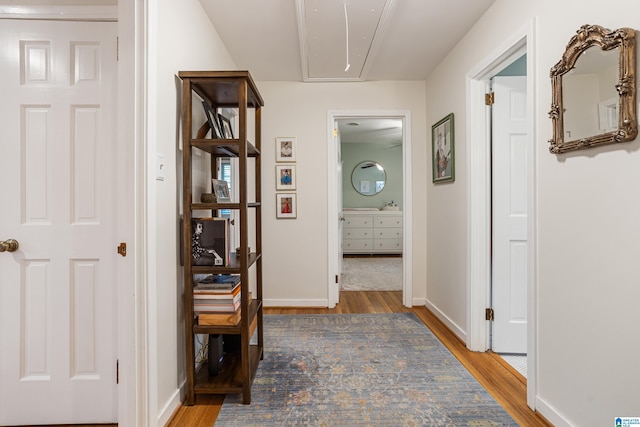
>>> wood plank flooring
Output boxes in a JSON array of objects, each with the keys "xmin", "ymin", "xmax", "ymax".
[{"xmin": 167, "ymin": 291, "xmax": 552, "ymax": 426}]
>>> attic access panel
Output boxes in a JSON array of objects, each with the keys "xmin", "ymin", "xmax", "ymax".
[{"xmin": 298, "ymin": 0, "xmax": 393, "ymax": 81}]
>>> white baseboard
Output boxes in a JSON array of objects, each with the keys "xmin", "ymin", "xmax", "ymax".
[
  {"xmin": 535, "ymin": 396, "xmax": 573, "ymax": 427},
  {"xmin": 265, "ymin": 297, "xmax": 427, "ymax": 309},
  {"xmin": 157, "ymin": 384, "xmax": 183, "ymax": 427},
  {"xmin": 263, "ymin": 298, "xmax": 329, "ymax": 307},
  {"xmin": 412, "ymin": 297, "xmax": 426, "ymax": 307},
  {"xmin": 424, "ymin": 299, "xmax": 467, "ymax": 344}
]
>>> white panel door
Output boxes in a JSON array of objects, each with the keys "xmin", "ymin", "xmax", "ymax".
[
  {"xmin": 336, "ymin": 122, "xmax": 343, "ymax": 303},
  {"xmin": 0, "ymin": 20, "xmax": 118, "ymax": 425},
  {"xmin": 491, "ymin": 76, "xmax": 528, "ymax": 354}
]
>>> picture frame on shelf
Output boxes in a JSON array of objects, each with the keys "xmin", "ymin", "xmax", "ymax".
[
  {"xmin": 218, "ymin": 114, "xmax": 234, "ymax": 139},
  {"xmin": 202, "ymin": 101, "xmax": 223, "ymax": 139},
  {"xmin": 212, "ymin": 179, "xmax": 231, "ymax": 202},
  {"xmin": 190, "ymin": 217, "xmax": 230, "ymax": 266},
  {"xmin": 276, "ymin": 137, "xmax": 296, "ymax": 162},
  {"xmin": 431, "ymin": 113, "xmax": 455, "ymax": 183},
  {"xmin": 275, "ymin": 164, "xmax": 296, "ymax": 191},
  {"xmin": 276, "ymin": 193, "xmax": 296, "ymax": 219}
]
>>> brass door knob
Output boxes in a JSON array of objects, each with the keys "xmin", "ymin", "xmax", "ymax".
[{"xmin": 0, "ymin": 239, "xmax": 19, "ymax": 252}]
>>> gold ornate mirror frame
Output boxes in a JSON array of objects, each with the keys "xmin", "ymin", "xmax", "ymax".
[{"xmin": 549, "ymin": 25, "xmax": 636, "ymax": 154}]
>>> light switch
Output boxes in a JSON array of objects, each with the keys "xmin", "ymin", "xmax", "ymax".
[{"xmin": 156, "ymin": 154, "xmax": 165, "ymax": 181}]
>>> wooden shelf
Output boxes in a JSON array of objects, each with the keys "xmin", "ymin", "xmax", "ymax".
[
  {"xmin": 178, "ymin": 70, "xmax": 264, "ymax": 109},
  {"xmin": 192, "ymin": 201, "xmax": 261, "ymax": 211},
  {"xmin": 191, "ymin": 139, "xmax": 260, "ymax": 157},
  {"xmin": 193, "ymin": 300, "xmax": 262, "ymax": 335},
  {"xmin": 191, "ymin": 253, "xmax": 261, "ymax": 275},
  {"xmin": 180, "ymin": 70, "xmax": 264, "ymax": 405},
  {"xmin": 193, "ymin": 345, "xmax": 263, "ymax": 395}
]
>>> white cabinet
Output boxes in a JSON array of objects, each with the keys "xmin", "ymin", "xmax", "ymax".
[{"xmin": 342, "ymin": 211, "xmax": 403, "ymax": 254}]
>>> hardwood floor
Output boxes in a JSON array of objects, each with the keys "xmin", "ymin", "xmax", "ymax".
[{"xmin": 167, "ymin": 291, "xmax": 552, "ymax": 426}]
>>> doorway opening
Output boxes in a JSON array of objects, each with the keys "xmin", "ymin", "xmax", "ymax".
[
  {"xmin": 466, "ymin": 20, "xmax": 536, "ymax": 409},
  {"xmin": 338, "ymin": 118, "xmax": 403, "ymax": 292},
  {"xmin": 327, "ymin": 110, "xmax": 413, "ymax": 309}
]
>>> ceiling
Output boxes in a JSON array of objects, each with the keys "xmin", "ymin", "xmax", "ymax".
[
  {"xmin": 337, "ymin": 118, "xmax": 402, "ymax": 147},
  {"xmin": 201, "ymin": 0, "xmax": 496, "ymax": 82}
]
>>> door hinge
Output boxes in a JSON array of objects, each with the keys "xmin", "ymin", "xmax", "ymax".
[
  {"xmin": 116, "ymin": 36, "xmax": 119, "ymax": 61},
  {"xmin": 485, "ymin": 92, "xmax": 495, "ymax": 106},
  {"xmin": 117, "ymin": 242, "xmax": 127, "ymax": 257},
  {"xmin": 485, "ymin": 308, "xmax": 494, "ymax": 321},
  {"xmin": 116, "ymin": 359, "xmax": 119, "ymax": 384},
  {"xmin": 335, "ymin": 274, "xmax": 339, "ymax": 284}
]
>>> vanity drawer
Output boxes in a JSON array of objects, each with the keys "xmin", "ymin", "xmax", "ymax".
[
  {"xmin": 374, "ymin": 238, "xmax": 403, "ymax": 251},
  {"xmin": 375, "ymin": 228, "xmax": 403, "ymax": 239},
  {"xmin": 343, "ymin": 216, "xmax": 372, "ymax": 227},
  {"xmin": 343, "ymin": 239, "xmax": 374, "ymax": 251},
  {"xmin": 343, "ymin": 228, "xmax": 372, "ymax": 239},
  {"xmin": 342, "ymin": 211, "xmax": 402, "ymax": 254},
  {"xmin": 375, "ymin": 216, "xmax": 402, "ymax": 228}
]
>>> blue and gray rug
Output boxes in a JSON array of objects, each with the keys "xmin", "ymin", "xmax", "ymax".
[{"xmin": 215, "ymin": 313, "xmax": 517, "ymax": 426}]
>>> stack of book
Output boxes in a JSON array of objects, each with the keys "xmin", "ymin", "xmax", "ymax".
[{"xmin": 193, "ymin": 275, "xmax": 241, "ymax": 316}]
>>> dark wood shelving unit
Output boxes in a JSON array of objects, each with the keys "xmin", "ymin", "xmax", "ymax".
[{"xmin": 179, "ymin": 70, "xmax": 264, "ymax": 405}]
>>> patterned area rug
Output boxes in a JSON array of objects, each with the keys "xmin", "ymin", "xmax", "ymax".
[
  {"xmin": 341, "ymin": 257, "xmax": 402, "ymax": 291},
  {"xmin": 215, "ymin": 313, "xmax": 517, "ymax": 426}
]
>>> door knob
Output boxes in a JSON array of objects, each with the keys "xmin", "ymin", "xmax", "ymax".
[{"xmin": 0, "ymin": 239, "xmax": 19, "ymax": 253}]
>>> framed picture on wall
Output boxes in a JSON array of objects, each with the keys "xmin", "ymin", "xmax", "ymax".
[
  {"xmin": 432, "ymin": 113, "xmax": 455, "ymax": 183},
  {"xmin": 275, "ymin": 165, "xmax": 297, "ymax": 191},
  {"xmin": 276, "ymin": 137, "xmax": 296, "ymax": 162},
  {"xmin": 276, "ymin": 193, "xmax": 296, "ymax": 219}
]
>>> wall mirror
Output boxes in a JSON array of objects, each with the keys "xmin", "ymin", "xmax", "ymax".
[
  {"xmin": 351, "ymin": 161, "xmax": 386, "ymax": 196},
  {"xmin": 549, "ymin": 24, "xmax": 636, "ymax": 154}
]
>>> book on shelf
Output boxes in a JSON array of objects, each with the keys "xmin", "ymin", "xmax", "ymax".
[
  {"xmin": 194, "ymin": 283, "xmax": 241, "ymax": 298},
  {"xmin": 198, "ymin": 310, "xmax": 242, "ymax": 326},
  {"xmin": 194, "ymin": 291, "xmax": 241, "ymax": 305},
  {"xmin": 190, "ymin": 218, "xmax": 230, "ymax": 266},
  {"xmin": 194, "ymin": 299, "xmax": 240, "ymax": 313},
  {"xmin": 194, "ymin": 274, "xmax": 240, "ymax": 290},
  {"xmin": 197, "ymin": 293, "xmax": 255, "ymax": 328}
]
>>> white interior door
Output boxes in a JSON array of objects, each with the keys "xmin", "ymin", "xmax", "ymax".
[
  {"xmin": 0, "ymin": 20, "xmax": 118, "ymax": 425},
  {"xmin": 335, "ymin": 122, "xmax": 343, "ymax": 302},
  {"xmin": 491, "ymin": 75, "xmax": 528, "ymax": 354}
]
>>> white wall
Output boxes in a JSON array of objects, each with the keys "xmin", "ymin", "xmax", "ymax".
[
  {"xmin": 256, "ymin": 81, "xmax": 427, "ymax": 306},
  {"xmin": 153, "ymin": 0, "xmax": 236, "ymax": 424},
  {"xmin": 425, "ymin": 0, "xmax": 640, "ymax": 425}
]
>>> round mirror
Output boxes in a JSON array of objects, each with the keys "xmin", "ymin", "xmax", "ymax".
[{"xmin": 351, "ymin": 161, "xmax": 386, "ymax": 196}]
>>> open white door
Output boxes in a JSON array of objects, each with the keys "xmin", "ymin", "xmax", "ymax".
[
  {"xmin": 0, "ymin": 20, "xmax": 118, "ymax": 424},
  {"xmin": 336, "ymin": 122, "xmax": 343, "ymax": 303},
  {"xmin": 491, "ymin": 75, "xmax": 528, "ymax": 354}
]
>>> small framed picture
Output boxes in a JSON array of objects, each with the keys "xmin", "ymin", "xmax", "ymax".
[
  {"xmin": 218, "ymin": 114, "xmax": 234, "ymax": 139},
  {"xmin": 212, "ymin": 179, "xmax": 231, "ymax": 202},
  {"xmin": 275, "ymin": 165, "xmax": 297, "ymax": 191},
  {"xmin": 276, "ymin": 193, "xmax": 296, "ymax": 219},
  {"xmin": 276, "ymin": 137, "xmax": 296, "ymax": 162},
  {"xmin": 432, "ymin": 113, "xmax": 455, "ymax": 183},
  {"xmin": 202, "ymin": 101, "xmax": 223, "ymax": 139}
]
